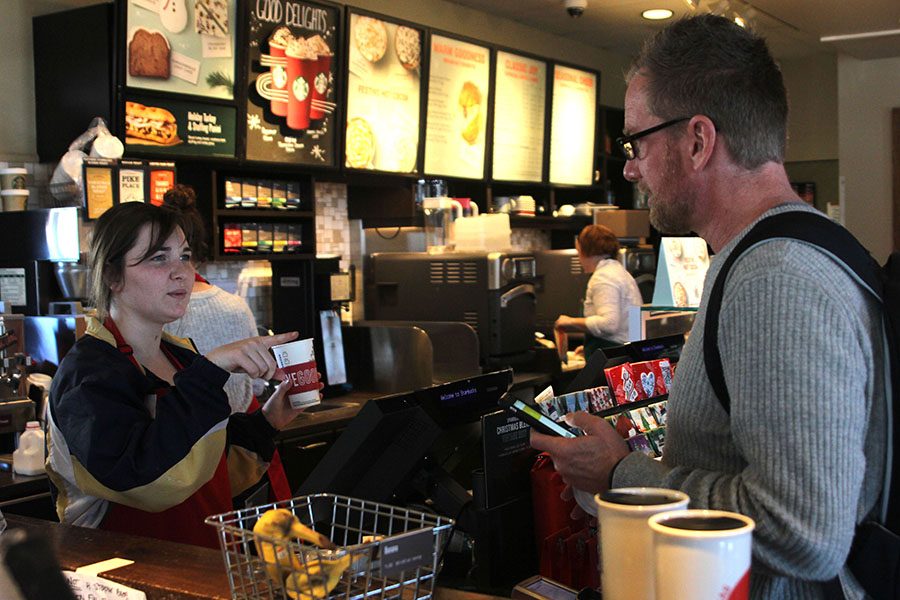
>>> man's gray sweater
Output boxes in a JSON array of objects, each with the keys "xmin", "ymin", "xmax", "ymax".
[{"xmin": 613, "ymin": 204, "xmax": 888, "ymax": 599}]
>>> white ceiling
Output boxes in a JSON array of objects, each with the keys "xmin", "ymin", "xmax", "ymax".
[
  {"xmin": 447, "ymin": 0, "xmax": 900, "ymax": 60},
  {"xmin": 38, "ymin": 0, "xmax": 900, "ymax": 60}
]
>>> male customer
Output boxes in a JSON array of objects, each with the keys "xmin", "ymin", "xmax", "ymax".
[{"xmin": 531, "ymin": 15, "xmax": 887, "ymax": 598}]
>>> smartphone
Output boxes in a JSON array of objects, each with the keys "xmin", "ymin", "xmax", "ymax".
[{"xmin": 500, "ymin": 393, "xmax": 582, "ymax": 438}]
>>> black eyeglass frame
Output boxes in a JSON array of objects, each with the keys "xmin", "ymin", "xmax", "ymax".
[{"xmin": 616, "ymin": 117, "xmax": 691, "ymax": 160}]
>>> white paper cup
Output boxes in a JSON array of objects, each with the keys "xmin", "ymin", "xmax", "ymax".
[
  {"xmin": 1, "ymin": 189, "xmax": 29, "ymax": 211},
  {"xmin": 0, "ymin": 168, "xmax": 27, "ymax": 190},
  {"xmin": 271, "ymin": 338, "xmax": 320, "ymax": 409},
  {"xmin": 595, "ymin": 487, "xmax": 690, "ymax": 600},
  {"xmin": 649, "ymin": 509, "xmax": 754, "ymax": 600}
]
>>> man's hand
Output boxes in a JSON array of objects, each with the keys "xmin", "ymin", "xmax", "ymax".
[{"xmin": 530, "ymin": 411, "xmax": 630, "ymax": 495}]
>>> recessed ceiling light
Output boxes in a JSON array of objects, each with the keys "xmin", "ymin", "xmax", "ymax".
[{"xmin": 642, "ymin": 8, "xmax": 674, "ymax": 20}]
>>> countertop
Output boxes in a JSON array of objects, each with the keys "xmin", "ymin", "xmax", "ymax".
[{"xmin": 4, "ymin": 514, "xmax": 508, "ymax": 600}]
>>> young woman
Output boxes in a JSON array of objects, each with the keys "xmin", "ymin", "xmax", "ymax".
[{"xmin": 46, "ymin": 202, "xmax": 314, "ymax": 548}]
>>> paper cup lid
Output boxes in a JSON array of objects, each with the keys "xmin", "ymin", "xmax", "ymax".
[
  {"xmin": 0, "ymin": 168, "xmax": 27, "ymax": 175},
  {"xmin": 1, "ymin": 189, "xmax": 29, "ymax": 196}
]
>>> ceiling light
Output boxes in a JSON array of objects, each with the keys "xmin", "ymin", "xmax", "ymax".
[{"xmin": 642, "ymin": 8, "xmax": 674, "ymax": 20}]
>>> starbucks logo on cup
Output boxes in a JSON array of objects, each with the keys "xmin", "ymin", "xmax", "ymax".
[
  {"xmin": 273, "ymin": 66, "xmax": 287, "ymax": 88},
  {"xmin": 315, "ymin": 72, "xmax": 328, "ymax": 95},
  {"xmin": 293, "ymin": 76, "xmax": 309, "ymax": 102}
]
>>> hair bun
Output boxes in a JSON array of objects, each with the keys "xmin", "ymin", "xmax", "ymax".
[{"xmin": 162, "ymin": 184, "xmax": 197, "ymax": 211}]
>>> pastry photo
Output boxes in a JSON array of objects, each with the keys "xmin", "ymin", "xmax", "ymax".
[
  {"xmin": 395, "ymin": 26, "xmax": 420, "ymax": 71},
  {"xmin": 458, "ymin": 81, "xmax": 482, "ymax": 145},
  {"xmin": 125, "ymin": 101, "xmax": 181, "ymax": 146},
  {"xmin": 128, "ymin": 28, "xmax": 171, "ymax": 79},
  {"xmin": 354, "ymin": 16, "xmax": 388, "ymax": 63},
  {"xmin": 345, "ymin": 117, "xmax": 376, "ymax": 169}
]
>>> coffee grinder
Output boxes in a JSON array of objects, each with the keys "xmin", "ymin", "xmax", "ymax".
[{"xmin": 0, "ymin": 317, "xmax": 35, "ymax": 454}]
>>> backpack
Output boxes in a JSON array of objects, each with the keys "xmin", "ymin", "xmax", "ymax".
[{"xmin": 702, "ymin": 210, "xmax": 900, "ymax": 600}]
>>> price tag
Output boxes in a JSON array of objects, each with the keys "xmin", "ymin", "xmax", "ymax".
[{"xmin": 379, "ymin": 529, "xmax": 433, "ymax": 578}]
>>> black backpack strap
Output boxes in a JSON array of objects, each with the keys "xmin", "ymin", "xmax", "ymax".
[{"xmin": 703, "ymin": 210, "xmax": 882, "ymax": 414}]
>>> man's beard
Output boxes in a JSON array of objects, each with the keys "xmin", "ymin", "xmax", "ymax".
[{"xmin": 647, "ymin": 142, "xmax": 694, "ymax": 234}]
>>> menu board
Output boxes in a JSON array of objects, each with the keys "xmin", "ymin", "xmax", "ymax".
[
  {"xmin": 549, "ymin": 65, "xmax": 597, "ymax": 186},
  {"xmin": 126, "ymin": 0, "xmax": 237, "ymax": 100},
  {"xmin": 345, "ymin": 13, "xmax": 422, "ymax": 173},
  {"xmin": 492, "ymin": 51, "xmax": 546, "ymax": 182},
  {"xmin": 124, "ymin": 94, "xmax": 236, "ymax": 157},
  {"xmin": 245, "ymin": 0, "xmax": 339, "ymax": 165},
  {"xmin": 424, "ymin": 35, "xmax": 490, "ymax": 179}
]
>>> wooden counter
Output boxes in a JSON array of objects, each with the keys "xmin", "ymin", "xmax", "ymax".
[{"xmin": 4, "ymin": 515, "xmax": 506, "ymax": 600}]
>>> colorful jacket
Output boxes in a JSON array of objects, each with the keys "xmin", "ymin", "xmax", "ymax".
[{"xmin": 46, "ymin": 317, "xmax": 274, "ymax": 546}]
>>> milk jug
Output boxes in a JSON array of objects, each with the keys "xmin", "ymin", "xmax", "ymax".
[{"xmin": 13, "ymin": 421, "xmax": 45, "ymax": 476}]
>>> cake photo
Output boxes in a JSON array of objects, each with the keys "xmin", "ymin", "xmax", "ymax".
[{"xmin": 128, "ymin": 28, "xmax": 171, "ymax": 79}]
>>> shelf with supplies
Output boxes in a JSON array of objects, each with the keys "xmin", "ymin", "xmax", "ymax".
[{"xmin": 179, "ymin": 166, "xmax": 318, "ymax": 262}]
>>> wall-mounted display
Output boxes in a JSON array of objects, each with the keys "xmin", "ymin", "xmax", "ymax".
[
  {"xmin": 423, "ymin": 35, "xmax": 490, "ymax": 179},
  {"xmin": 549, "ymin": 65, "xmax": 597, "ymax": 186},
  {"xmin": 492, "ymin": 51, "xmax": 546, "ymax": 182},
  {"xmin": 344, "ymin": 12, "xmax": 422, "ymax": 173},
  {"xmin": 246, "ymin": 0, "xmax": 339, "ymax": 164},
  {"xmin": 126, "ymin": 0, "xmax": 237, "ymax": 100},
  {"xmin": 124, "ymin": 95, "xmax": 236, "ymax": 158}
]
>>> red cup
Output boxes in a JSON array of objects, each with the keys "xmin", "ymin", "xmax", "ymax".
[
  {"xmin": 309, "ymin": 54, "xmax": 332, "ymax": 120},
  {"xmin": 286, "ymin": 54, "xmax": 314, "ymax": 130},
  {"xmin": 269, "ymin": 42, "xmax": 288, "ymax": 117}
]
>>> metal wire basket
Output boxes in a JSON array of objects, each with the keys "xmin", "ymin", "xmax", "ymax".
[{"xmin": 205, "ymin": 494, "xmax": 454, "ymax": 600}]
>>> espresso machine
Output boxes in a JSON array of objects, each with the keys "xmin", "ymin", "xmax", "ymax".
[
  {"xmin": 365, "ymin": 251, "xmax": 537, "ymax": 368},
  {"xmin": 0, "ymin": 318, "xmax": 35, "ymax": 454}
]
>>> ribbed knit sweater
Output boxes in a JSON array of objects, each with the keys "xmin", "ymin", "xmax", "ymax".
[
  {"xmin": 164, "ymin": 285, "xmax": 261, "ymax": 413},
  {"xmin": 613, "ymin": 203, "xmax": 888, "ymax": 599}
]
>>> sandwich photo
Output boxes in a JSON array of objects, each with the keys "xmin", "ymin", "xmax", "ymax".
[{"xmin": 125, "ymin": 101, "xmax": 181, "ymax": 146}]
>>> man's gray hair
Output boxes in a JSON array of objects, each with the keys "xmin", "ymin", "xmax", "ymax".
[{"xmin": 627, "ymin": 14, "xmax": 788, "ymax": 170}]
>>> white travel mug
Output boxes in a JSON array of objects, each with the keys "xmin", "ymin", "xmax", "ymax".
[
  {"xmin": 271, "ymin": 338, "xmax": 320, "ymax": 409},
  {"xmin": 648, "ymin": 509, "xmax": 755, "ymax": 600},
  {"xmin": 595, "ymin": 487, "xmax": 690, "ymax": 600}
]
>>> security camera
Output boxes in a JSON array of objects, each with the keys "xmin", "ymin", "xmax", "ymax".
[{"xmin": 565, "ymin": 0, "xmax": 587, "ymax": 17}]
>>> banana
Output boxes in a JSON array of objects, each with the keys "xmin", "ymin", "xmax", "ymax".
[
  {"xmin": 253, "ymin": 508, "xmax": 343, "ymax": 594},
  {"xmin": 285, "ymin": 554, "xmax": 352, "ymax": 600}
]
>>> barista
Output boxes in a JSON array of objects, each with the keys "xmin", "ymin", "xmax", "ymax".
[{"xmin": 554, "ymin": 224, "xmax": 642, "ymax": 360}]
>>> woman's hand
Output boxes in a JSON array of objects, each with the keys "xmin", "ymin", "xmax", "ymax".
[
  {"xmin": 261, "ymin": 372, "xmax": 325, "ymax": 430},
  {"xmin": 206, "ymin": 331, "xmax": 299, "ymax": 380}
]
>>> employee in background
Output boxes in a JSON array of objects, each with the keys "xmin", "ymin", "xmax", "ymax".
[
  {"xmin": 46, "ymin": 202, "xmax": 316, "ymax": 548},
  {"xmin": 162, "ymin": 184, "xmax": 292, "ymax": 501},
  {"xmin": 553, "ymin": 224, "xmax": 642, "ymax": 361}
]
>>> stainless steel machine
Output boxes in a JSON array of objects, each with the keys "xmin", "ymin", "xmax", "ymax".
[{"xmin": 365, "ymin": 252, "xmax": 537, "ymax": 368}]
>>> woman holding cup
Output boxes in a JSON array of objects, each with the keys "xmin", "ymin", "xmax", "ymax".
[{"xmin": 45, "ymin": 202, "xmax": 320, "ymax": 548}]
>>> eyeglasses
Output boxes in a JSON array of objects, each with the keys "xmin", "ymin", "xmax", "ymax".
[{"xmin": 616, "ymin": 117, "xmax": 690, "ymax": 160}]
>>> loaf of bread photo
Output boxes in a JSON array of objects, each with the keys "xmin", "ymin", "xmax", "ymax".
[
  {"xmin": 125, "ymin": 101, "xmax": 179, "ymax": 145},
  {"xmin": 129, "ymin": 28, "xmax": 171, "ymax": 79}
]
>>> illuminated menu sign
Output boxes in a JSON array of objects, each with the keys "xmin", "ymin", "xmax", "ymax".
[
  {"xmin": 492, "ymin": 51, "xmax": 546, "ymax": 182},
  {"xmin": 126, "ymin": 0, "xmax": 237, "ymax": 100},
  {"xmin": 344, "ymin": 13, "xmax": 422, "ymax": 172},
  {"xmin": 424, "ymin": 35, "xmax": 490, "ymax": 179},
  {"xmin": 549, "ymin": 65, "xmax": 597, "ymax": 186}
]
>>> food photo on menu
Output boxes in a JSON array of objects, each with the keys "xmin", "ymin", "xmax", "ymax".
[
  {"xmin": 125, "ymin": 101, "xmax": 181, "ymax": 146},
  {"xmin": 126, "ymin": 0, "xmax": 237, "ymax": 100},
  {"xmin": 344, "ymin": 13, "xmax": 422, "ymax": 173},
  {"xmin": 245, "ymin": 1, "xmax": 339, "ymax": 164}
]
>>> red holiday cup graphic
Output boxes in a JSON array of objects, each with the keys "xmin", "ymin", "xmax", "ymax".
[
  {"xmin": 268, "ymin": 42, "xmax": 288, "ymax": 116},
  {"xmin": 310, "ymin": 53, "xmax": 332, "ymax": 119},
  {"xmin": 272, "ymin": 339, "xmax": 319, "ymax": 409}
]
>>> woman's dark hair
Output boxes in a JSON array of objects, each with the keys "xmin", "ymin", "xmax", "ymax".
[
  {"xmin": 162, "ymin": 184, "xmax": 209, "ymax": 263},
  {"xmin": 577, "ymin": 224, "xmax": 620, "ymax": 258},
  {"xmin": 88, "ymin": 202, "xmax": 187, "ymax": 318}
]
